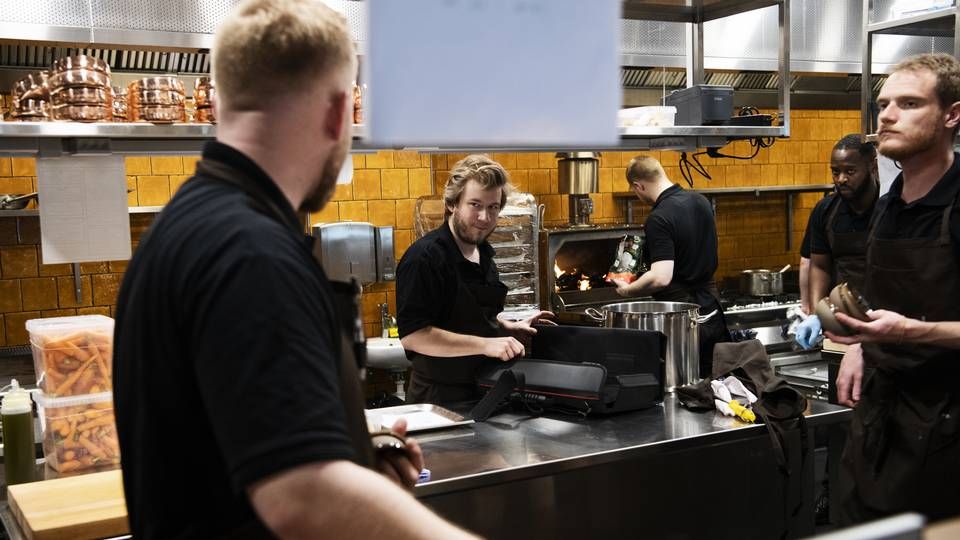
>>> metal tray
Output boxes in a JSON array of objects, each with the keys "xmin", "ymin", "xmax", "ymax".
[{"xmin": 365, "ymin": 404, "xmax": 474, "ymax": 433}]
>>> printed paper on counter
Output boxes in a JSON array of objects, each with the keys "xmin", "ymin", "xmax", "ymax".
[{"xmin": 37, "ymin": 155, "xmax": 131, "ymax": 264}]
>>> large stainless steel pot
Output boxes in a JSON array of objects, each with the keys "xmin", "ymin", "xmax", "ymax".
[
  {"xmin": 585, "ymin": 301, "xmax": 716, "ymax": 392},
  {"xmin": 740, "ymin": 269, "xmax": 783, "ymax": 296}
]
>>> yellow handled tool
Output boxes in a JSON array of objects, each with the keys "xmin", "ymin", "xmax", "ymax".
[{"xmin": 725, "ymin": 399, "xmax": 756, "ymax": 423}]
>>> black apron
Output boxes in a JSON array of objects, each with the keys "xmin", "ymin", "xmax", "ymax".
[
  {"xmin": 195, "ymin": 159, "xmax": 375, "ymax": 468},
  {"xmin": 824, "ymin": 196, "xmax": 869, "ymax": 292},
  {"xmin": 406, "ymin": 259, "xmax": 508, "ymax": 405},
  {"xmin": 654, "ymin": 281, "xmax": 729, "ymax": 378},
  {"xmin": 840, "ymin": 193, "xmax": 960, "ymax": 523}
]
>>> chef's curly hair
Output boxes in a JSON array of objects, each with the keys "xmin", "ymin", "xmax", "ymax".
[
  {"xmin": 833, "ymin": 134, "xmax": 876, "ymax": 162},
  {"xmin": 213, "ymin": 0, "xmax": 355, "ymax": 111},
  {"xmin": 443, "ymin": 155, "xmax": 511, "ymax": 218}
]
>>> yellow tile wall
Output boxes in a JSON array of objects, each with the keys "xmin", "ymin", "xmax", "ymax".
[{"xmin": 0, "ymin": 108, "xmax": 852, "ymax": 348}]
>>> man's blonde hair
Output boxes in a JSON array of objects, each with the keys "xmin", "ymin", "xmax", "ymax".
[
  {"xmin": 212, "ymin": 0, "xmax": 355, "ymax": 111},
  {"xmin": 893, "ymin": 52, "xmax": 960, "ymax": 110},
  {"xmin": 443, "ymin": 155, "xmax": 511, "ymax": 218},
  {"xmin": 626, "ymin": 155, "xmax": 666, "ymax": 185}
]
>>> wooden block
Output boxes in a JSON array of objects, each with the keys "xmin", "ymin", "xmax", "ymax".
[{"xmin": 7, "ymin": 469, "xmax": 128, "ymax": 540}]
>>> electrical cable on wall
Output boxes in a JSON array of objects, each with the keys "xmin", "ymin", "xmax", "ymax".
[{"xmin": 678, "ymin": 106, "xmax": 778, "ymax": 188}]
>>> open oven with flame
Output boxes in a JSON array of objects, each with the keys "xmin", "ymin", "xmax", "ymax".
[{"xmin": 539, "ymin": 225, "xmax": 646, "ymax": 324}]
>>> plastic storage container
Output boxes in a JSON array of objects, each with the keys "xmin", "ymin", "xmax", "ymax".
[
  {"xmin": 33, "ymin": 391, "xmax": 120, "ymax": 473},
  {"xmin": 618, "ymin": 106, "xmax": 677, "ymax": 129},
  {"xmin": 26, "ymin": 315, "xmax": 114, "ymax": 397}
]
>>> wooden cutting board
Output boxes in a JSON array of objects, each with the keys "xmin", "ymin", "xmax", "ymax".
[{"xmin": 7, "ymin": 469, "xmax": 129, "ymax": 540}]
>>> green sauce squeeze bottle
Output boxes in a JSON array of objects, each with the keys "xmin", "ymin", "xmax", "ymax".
[{"xmin": 2, "ymin": 380, "xmax": 35, "ymax": 486}]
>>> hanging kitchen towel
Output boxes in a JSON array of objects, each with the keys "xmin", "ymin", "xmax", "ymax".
[{"xmin": 711, "ymin": 339, "xmax": 809, "ymax": 539}]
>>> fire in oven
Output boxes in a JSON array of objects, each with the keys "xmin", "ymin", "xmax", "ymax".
[{"xmin": 540, "ymin": 226, "xmax": 645, "ymax": 321}]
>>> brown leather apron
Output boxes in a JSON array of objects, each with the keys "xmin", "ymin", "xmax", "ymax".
[
  {"xmin": 824, "ymin": 196, "xmax": 869, "ymax": 292},
  {"xmin": 654, "ymin": 281, "xmax": 729, "ymax": 378},
  {"xmin": 840, "ymin": 193, "xmax": 960, "ymax": 523},
  {"xmin": 406, "ymin": 264, "xmax": 508, "ymax": 405},
  {"xmin": 196, "ymin": 158, "xmax": 375, "ymax": 467}
]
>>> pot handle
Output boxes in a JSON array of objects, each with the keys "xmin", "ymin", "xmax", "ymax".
[
  {"xmin": 584, "ymin": 307, "xmax": 606, "ymax": 321},
  {"xmin": 694, "ymin": 309, "xmax": 718, "ymax": 325}
]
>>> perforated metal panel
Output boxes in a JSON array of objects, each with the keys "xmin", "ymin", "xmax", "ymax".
[
  {"xmin": 0, "ymin": 0, "xmax": 92, "ymax": 26},
  {"xmin": 621, "ymin": 20, "xmax": 686, "ymax": 55},
  {"xmin": 91, "ymin": 0, "xmax": 236, "ymax": 33}
]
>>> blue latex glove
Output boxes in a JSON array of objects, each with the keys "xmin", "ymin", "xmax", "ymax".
[{"xmin": 794, "ymin": 315, "xmax": 822, "ymax": 350}]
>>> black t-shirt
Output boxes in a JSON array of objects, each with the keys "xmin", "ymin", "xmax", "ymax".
[
  {"xmin": 873, "ymin": 153, "xmax": 960, "ymax": 259},
  {"xmin": 642, "ymin": 184, "xmax": 719, "ymax": 287},
  {"xmin": 113, "ymin": 142, "xmax": 355, "ymax": 539},
  {"xmin": 807, "ymin": 193, "xmax": 875, "ymax": 256},
  {"xmin": 396, "ymin": 222, "xmax": 499, "ymax": 338}
]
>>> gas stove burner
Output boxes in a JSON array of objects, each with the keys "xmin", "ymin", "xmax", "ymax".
[{"xmin": 721, "ymin": 292, "xmax": 801, "ymax": 312}]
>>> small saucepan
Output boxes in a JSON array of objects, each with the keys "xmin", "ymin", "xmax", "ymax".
[
  {"xmin": 0, "ymin": 193, "xmax": 38, "ymax": 210},
  {"xmin": 740, "ymin": 264, "xmax": 790, "ymax": 296}
]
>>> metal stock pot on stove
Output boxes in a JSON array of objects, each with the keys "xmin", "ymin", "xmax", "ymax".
[{"xmin": 585, "ymin": 301, "xmax": 716, "ymax": 391}]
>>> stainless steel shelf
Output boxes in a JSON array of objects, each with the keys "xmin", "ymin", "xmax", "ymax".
[
  {"xmin": 622, "ymin": 0, "xmax": 780, "ymax": 23},
  {"xmin": 0, "ymin": 206, "xmax": 163, "ymax": 218},
  {"xmin": 866, "ymin": 7, "xmax": 957, "ymax": 36},
  {"xmin": 0, "ymin": 122, "xmax": 787, "ymax": 155},
  {"xmin": 611, "ymin": 184, "xmax": 833, "ymax": 199}
]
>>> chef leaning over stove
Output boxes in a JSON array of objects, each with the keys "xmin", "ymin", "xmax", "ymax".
[
  {"xmin": 611, "ymin": 156, "xmax": 729, "ymax": 378},
  {"xmin": 826, "ymin": 52, "xmax": 960, "ymax": 525},
  {"xmin": 396, "ymin": 155, "xmax": 554, "ymax": 405}
]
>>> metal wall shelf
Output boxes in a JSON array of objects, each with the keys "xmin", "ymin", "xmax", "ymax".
[
  {"xmin": 613, "ymin": 183, "xmax": 833, "ymax": 250},
  {"xmin": 623, "ymin": 0, "xmax": 780, "ymax": 23},
  {"xmin": 0, "ymin": 206, "xmax": 163, "ymax": 218},
  {"xmin": 866, "ymin": 6, "xmax": 957, "ymax": 36},
  {"xmin": 0, "ymin": 122, "xmax": 789, "ymax": 155}
]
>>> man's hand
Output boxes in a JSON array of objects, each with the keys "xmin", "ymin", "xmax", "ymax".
[
  {"xmin": 500, "ymin": 311, "xmax": 556, "ymax": 337},
  {"xmin": 794, "ymin": 315, "xmax": 822, "ymax": 350},
  {"xmin": 828, "ymin": 310, "xmax": 908, "ymax": 344},
  {"xmin": 612, "ymin": 277, "xmax": 634, "ymax": 297},
  {"xmin": 482, "ymin": 336, "xmax": 525, "ymax": 361},
  {"xmin": 374, "ymin": 418, "xmax": 424, "ymax": 490},
  {"xmin": 836, "ymin": 343, "xmax": 864, "ymax": 408}
]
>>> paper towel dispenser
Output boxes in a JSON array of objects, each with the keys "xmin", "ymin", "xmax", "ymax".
[{"xmin": 312, "ymin": 222, "xmax": 395, "ymax": 284}]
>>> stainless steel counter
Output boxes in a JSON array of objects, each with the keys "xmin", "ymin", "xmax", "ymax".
[
  {"xmin": 416, "ymin": 396, "xmax": 851, "ymax": 539},
  {"xmin": 0, "ymin": 397, "xmax": 851, "ymax": 540},
  {"xmin": 417, "ymin": 395, "xmax": 847, "ymax": 496}
]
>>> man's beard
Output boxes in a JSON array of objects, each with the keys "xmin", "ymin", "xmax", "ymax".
[
  {"xmin": 451, "ymin": 211, "xmax": 491, "ymax": 245},
  {"xmin": 878, "ymin": 121, "xmax": 940, "ymax": 162},
  {"xmin": 300, "ymin": 136, "xmax": 349, "ymax": 213},
  {"xmin": 837, "ymin": 176, "xmax": 872, "ymax": 201}
]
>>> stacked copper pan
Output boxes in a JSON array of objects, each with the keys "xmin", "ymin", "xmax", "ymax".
[
  {"xmin": 128, "ymin": 77, "xmax": 186, "ymax": 123},
  {"xmin": 11, "ymin": 71, "xmax": 51, "ymax": 121},
  {"xmin": 111, "ymin": 86, "xmax": 128, "ymax": 121},
  {"xmin": 48, "ymin": 56, "xmax": 112, "ymax": 122},
  {"xmin": 194, "ymin": 77, "xmax": 215, "ymax": 124}
]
